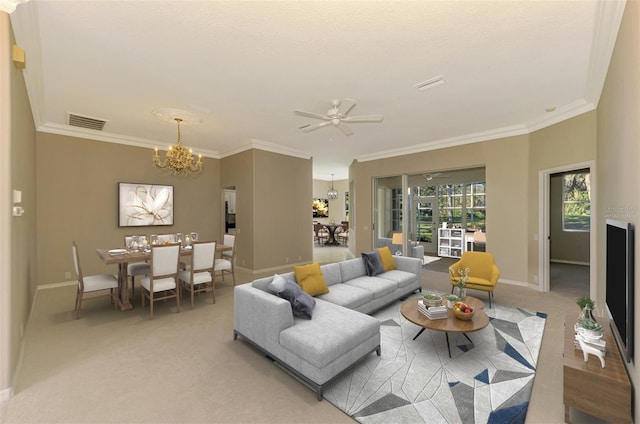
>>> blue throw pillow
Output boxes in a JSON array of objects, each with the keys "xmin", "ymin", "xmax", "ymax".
[
  {"xmin": 278, "ymin": 279, "xmax": 316, "ymax": 320},
  {"xmin": 361, "ymin": 250, "xmax": 385, "ymax": 276}
]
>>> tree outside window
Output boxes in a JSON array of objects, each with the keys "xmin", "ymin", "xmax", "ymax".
[{"xmin": 563, "ymin": 172, "xmax": 590, "ymax": 231}]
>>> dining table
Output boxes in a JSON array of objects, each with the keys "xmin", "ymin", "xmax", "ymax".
[{"xmin": 96, "ymin": 244, "xmax": 232, "ymax": 311}]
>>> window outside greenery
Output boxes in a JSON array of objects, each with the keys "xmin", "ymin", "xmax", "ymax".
[{"xmin": 563, "ymin": 173, "xmax": 590, "ymax": 231}]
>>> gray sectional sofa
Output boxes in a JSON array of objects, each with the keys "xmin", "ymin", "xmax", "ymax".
[{"xmin": 233, "ymin": 255, "xmax": 422, "ymax": 400}]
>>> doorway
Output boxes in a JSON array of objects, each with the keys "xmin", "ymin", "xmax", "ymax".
[
  {"xmin": 538, "ymin": 161, "xmax": 595, "ymax": 300},
  {"xmin": 224, "ymin": 187, "xmax": 236, "ymax": 234}
]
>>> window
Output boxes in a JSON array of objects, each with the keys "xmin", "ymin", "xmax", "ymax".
[
  {"xmin": 563, "ymin": 172, "xmax": 590, "ymax": 231},
  {"xmin": 466, "ymin": 182, "xmax": 486, "ymax": 231}
]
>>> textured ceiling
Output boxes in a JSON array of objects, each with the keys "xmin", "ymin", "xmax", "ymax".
[{"xmin": 9, "ymin": 0, "xmax": 625, "ymax": 180}]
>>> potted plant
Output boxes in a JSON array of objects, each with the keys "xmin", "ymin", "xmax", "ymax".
[
  {"xmin": 446, "ymin": 294, "xmax": 459, "ymax": 308},
  {"xmin": 576, "ymin": 295, "xmax": 597, "ymax": 322},
  {"xmin": 579, "ymin": 319, "xmax": 603, "ymax": 339},
  {"xmin": 450, "ymin": 267, "xmax": 470, "ymax": 299}
]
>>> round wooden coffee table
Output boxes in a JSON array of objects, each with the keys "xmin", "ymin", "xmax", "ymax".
[{"xmin": 401, "ymin": 296, "xmax": 490, "ymax": 357}]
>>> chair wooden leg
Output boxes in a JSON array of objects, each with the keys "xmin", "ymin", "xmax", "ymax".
[
  {"xmin": 76, "ymin": 293, "xmax": 82, "ymax": 320},
  {"xmin": 150, "ymin": 290, "xmax": 154, "ymax": 319},
  {"xmin": 191, "ymin": 285, "xmax": 195, "ymax": 308},
  {"xmin": 176, "ymin": 286, "xmax": 180, "ymax": 313}
]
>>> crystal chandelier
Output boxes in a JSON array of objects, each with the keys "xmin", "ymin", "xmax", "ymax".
[
  {"xmin": 153, "ymin": 118, "xmax": 203, "ymax": 176},
  {"xmin": 327, "ymin": 174, "xmax": 338, "ymax": 200}
]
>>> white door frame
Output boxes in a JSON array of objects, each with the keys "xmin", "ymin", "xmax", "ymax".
[{"xmin": 538, "ymin": 160, "xmax": 596, "ymax": 300}]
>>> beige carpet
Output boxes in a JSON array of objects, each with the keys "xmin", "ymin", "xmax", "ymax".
[{"xmin": 0, "ymin": 263, "xmax": 604, "ymax": 423}]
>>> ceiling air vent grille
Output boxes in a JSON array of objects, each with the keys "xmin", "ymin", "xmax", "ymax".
[{"xmin": 68, "ymin": 113, "xmax": 108, "ymax": 131}]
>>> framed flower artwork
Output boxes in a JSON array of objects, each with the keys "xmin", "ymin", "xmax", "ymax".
[{"xmin": 118, "ymin": 182, "xmax": 174, "ymax": 227}]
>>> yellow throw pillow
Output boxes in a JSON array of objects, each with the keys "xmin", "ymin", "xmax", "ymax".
[
  {"xmin": 293, "ymin": 262, "xmax": 330, "ymax": 297},
  {"xmin": 377, "ymin": 246, "xmax": 396, "ymax": 271}
]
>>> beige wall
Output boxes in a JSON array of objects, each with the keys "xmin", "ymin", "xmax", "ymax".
[
  {"xmin": 254, "ymin": 150, "xmax": 312, "ymax": 270},
  {"xmin": 222, "ymin": 149, "xmax": 313, "ymax": 272},
  {"xmin": 597, "ymin": 0, "xmax": 640, "ymax": 412},
  {"xmin": 35, "ymin": 133, "xmax": 222, "ymax": 285},
  {"xmin": 2, "ymin": 12, "xmax": 37, "ymax": 399},
  {"xmin": 221, "ymin": 149, "xmax": 254, "ymax": 269}
]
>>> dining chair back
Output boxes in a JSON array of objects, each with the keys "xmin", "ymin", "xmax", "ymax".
[
  {"xmin": 222, "ymin": 234, "xmax": 235, "ymax": 259},
  {"xmin": 123, "ymin": 235, "xmax": 151, "ymax": 299},
  {"xmin": 139, "ymin": 242, "xmax": 181, "ymax": 319},
  {"xmin": 314, "ymin": 223, "xmax": 329, "ymax": 246},
  {"xmin": 179, "ymin": 241, "xmax": 217, "ymax": 307},
  {"xmin": 215, "ymin": 234, "xmax": 236, "ymax": 285},
  {"xmin": 72, "ymin": 241, "xmax": 118, "ymax": 319}
]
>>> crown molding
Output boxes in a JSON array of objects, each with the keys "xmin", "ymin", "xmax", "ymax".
[
  {"xmin": 0, "ymin": 0, "xmax": 28, "ymax": 14},
  {"xmin": 37, "ymin": 122, "xmax": 222, "ymax": 159},
  {"xmin": 585, "ymin": 0, "xmax": 627, "ymax": 105},
  {"xmin": 219, "ymin": 138, "xmax": 312, "ymax": 160}
]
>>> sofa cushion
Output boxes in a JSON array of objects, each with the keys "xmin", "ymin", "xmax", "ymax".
[
  {"xmin": 316, "ymin": 283, "xmax": 373, "ymax": 310},
  {"xmin": 339, "ymin": 258, "xmax": 367, "ymax": 282},
  {"xmin": 294, "ymin": 262, "xmax": 330, "ymax": 296},
  {"xmin": 361, "ymin": 251, "xmax": 385, "ymax": 276},
  {"xmin": 378, "ymin": 269, "xmax": 417, "ymax": 289},
  {"xmin": 377, "ymin": 246, "xmax": 396, "ymax": 271},
  {"xmin": 277, "ymin": 279, "xmax": 316, "ymax": 320},
  {"xmin": 319, "ymin": 263, "xmax": 342, "ymax": 286},
  {"xmin": 279, "ymin": 299, "xmax": 380, "ymax": 369},
  {"xmin": 345, "ymin": 276, "xmax": 398, "ymax": 299}
]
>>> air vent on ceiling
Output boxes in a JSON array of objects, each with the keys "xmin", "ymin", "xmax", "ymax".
[
  {"xmin": 67, "ymin": 113, "xmax": 108, "ymax": 131},
  {"xmin": 414, "ymin": 76, "xmax": 445, "ymax": 91}
]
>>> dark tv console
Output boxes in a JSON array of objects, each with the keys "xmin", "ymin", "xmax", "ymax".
[{"xmin": 563, "ymin": 313, "xmax": 631, "ymax": 423}]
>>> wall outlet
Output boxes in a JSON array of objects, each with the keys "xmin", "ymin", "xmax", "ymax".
[
  {"xmin": 533, "ymin": 275, "xmax": 538, "ymax": 283},
  {"xmin": 298, "ymin": 256, "xmax": 302, "ymax": 261},
  {"xmin": 286, "ymin": 257, "xmax": 290, "ymax": 263},
  {"xmin": 65, "ymin": 271, "xmax": 71, "ymax": 279}
]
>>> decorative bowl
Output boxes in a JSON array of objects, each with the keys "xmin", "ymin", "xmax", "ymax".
[
  {"xmin": 422, "ymin": 294, "xmax": 442, "ymax": 308},
  {"xmin": 452, "ymin": 301, "xmax": 475, "ymax": 320}
]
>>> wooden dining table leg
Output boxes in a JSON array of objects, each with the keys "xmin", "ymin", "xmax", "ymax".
[{"xmin": 117, "ymin": 263, "xmax": 133, "ymax": 311}]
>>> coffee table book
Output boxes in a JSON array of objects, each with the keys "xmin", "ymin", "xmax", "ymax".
[{"xmin": 417, "ymin": 300, "xmax": 448, "ymax": 320}]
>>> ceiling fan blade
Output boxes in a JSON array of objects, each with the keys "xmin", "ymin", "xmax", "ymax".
[
  {"xmin": 337, "ymin": 98, "xmax": 356, "ymax": 116},
  {"xmin": 343, "ymin": 114, "xmax": 384, "ymax": 123},
  {"xmin": 294, "ymin": 110, "xmax": 330, "ymax": 120},
  {"xmin": 301, "ymin": 121, "xmax": 331, "ymax": 133},
  {"xmin": 335, "ymin": 122, "xmax": 354, "ymax": 136}
]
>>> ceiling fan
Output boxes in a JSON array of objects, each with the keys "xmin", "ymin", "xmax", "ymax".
[
  {"xmin": 294, "ymin": 98, "xmax": 383, "ymax": 136},
  {"xmin": 424, "ymin": 173, "xmax": 450, "ymax": 181}
]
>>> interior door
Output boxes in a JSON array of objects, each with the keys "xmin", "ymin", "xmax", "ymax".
[{"xmin": 415, "ymin": 195, "xmax": 437, "ymax": 255}]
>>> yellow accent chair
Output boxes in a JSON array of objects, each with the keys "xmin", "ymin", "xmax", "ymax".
[{"xmin": 449, "ymin": 251, "xmax": 500, "ymax": 307}]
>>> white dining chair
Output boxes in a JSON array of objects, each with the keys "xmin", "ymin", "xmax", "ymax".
[
  {"xmin": 139, "ymin": 242, "xmax": 181, "ymax": 319},
  {"xmin": 154, "ymin": 233, "xmax": 186, "ymax": 270},
  {"xmin": 179, "ymin": 241, "xmax": 217, "ymax": 307},
  {"xmin": 124, "ymin": 235, "xmax": 150, "ymax": 299},
  {"xmin": 215, "ymin": 234, "xmax": 236, "ymax": 285},
  {"xmin": 72, "ymin": 241, "xmax": 119, "ymax": 319}
]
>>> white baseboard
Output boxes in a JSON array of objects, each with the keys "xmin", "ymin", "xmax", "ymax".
[{"xmin": 0, "ymin": 386, "xmax": 14, "ymax": 404}]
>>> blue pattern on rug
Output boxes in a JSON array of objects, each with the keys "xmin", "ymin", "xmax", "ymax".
[{"xmin": 324, "ymin": 295, "xmax": 547, "ymax": 424}]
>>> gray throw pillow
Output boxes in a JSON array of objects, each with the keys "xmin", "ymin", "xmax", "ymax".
[
  {"xmin": 361, "ymin": 250, "xmax": 385, "ymax": 276},
  {"xmin": 278, "ymin": 279, "xmax": 316, "ymax": 320}
]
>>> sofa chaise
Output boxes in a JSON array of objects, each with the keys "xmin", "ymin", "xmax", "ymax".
[{"xmin": 233, "ymin": 253, "xmax": 422, "ymax": 400}]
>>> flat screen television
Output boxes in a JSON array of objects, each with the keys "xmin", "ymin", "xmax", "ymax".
[{"xmin": 605, "ymin": 219, "xmax": 634, "ymax": 362}]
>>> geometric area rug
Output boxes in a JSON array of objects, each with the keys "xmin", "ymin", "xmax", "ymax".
[{"xmin": 324, "ymin": 294, "xmax": 547, "ymax": 424}]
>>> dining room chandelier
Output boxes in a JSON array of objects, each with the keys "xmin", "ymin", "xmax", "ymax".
[
  {"xmin": 153, "ymin": 117, "xmax": 203, "ymax": 176},
  {"xmin": 327, "ymin": 174, "xmax": 338, "ymax": 200}
]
